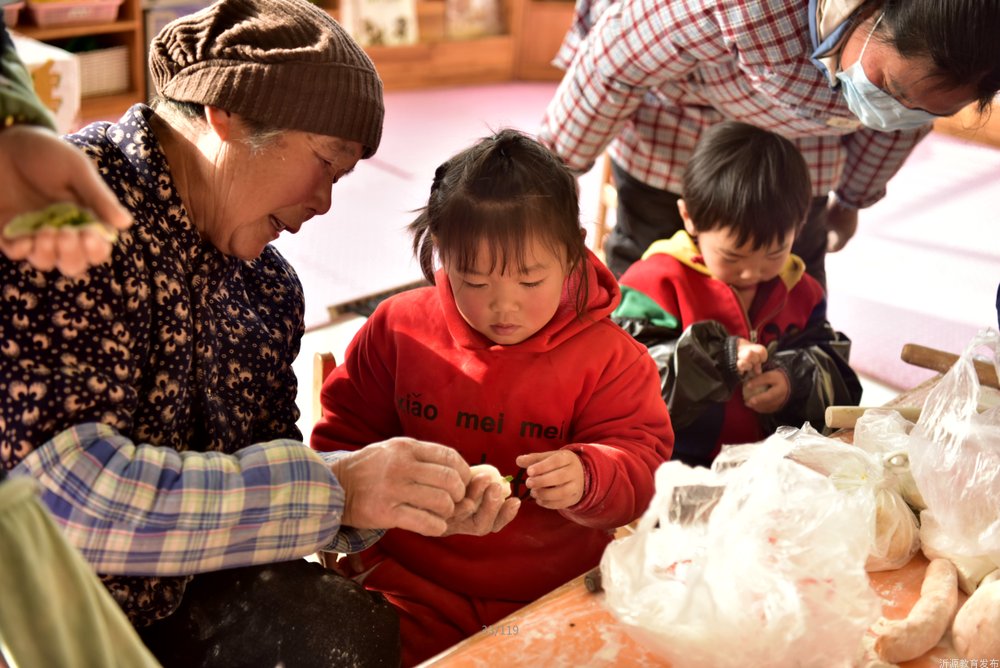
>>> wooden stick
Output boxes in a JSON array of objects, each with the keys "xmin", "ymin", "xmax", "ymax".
[
  {"xmin": 826, "ymin": 405, "xmax": 922, "ymax": 430},
  {"xmin": 900, "ymin": 343, "xmax": 999, "ymax": 389}
]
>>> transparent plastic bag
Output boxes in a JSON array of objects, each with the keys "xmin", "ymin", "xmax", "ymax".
[
  {"xmin": 716, "ymin": 426, "xmax": 919, "ymax": 571},
  {"xmin": 853, "ymin": 409, "xmax": 925, "ymax": 511},
  {"xmin": 907, "ymin": 328, "xmax": 1000, "ymax": 558},
  {"xmin": 601, "ymin": 447, "xmax": 881, "ymax": 668},
  {"xmin": 921, "ymin": 509, "xmax": 1000, "ymax": 594}
]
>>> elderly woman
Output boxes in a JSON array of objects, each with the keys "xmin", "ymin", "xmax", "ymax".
[{"xmin": 0, "ymin": 0, "xmax": 514, "ymax": 665}]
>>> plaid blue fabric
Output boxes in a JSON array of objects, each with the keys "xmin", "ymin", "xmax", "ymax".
[
  {"xmin": 540, "ymin": 0, "xmax": 931, "ymax": 208},
  {"xmin": 12, "ymin": 423, "xmax": 381, "ymax": 576}
]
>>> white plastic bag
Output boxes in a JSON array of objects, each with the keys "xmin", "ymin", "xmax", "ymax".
[
  {"xmin": 601, "ymin": 447, "xmax": 881, "ymax": 668},
  {"xmin": 853, "ymin": 409, "xmax": 925, "ymax": 511},
  {"xmin": 907, "ymin": 328, "xmax": 1000, "ymax": 559},
  {"xmin": 716, "ymin": 426, "xmax": 920, "ymax": 571}
]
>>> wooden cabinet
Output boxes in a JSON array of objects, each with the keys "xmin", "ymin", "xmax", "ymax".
[
  {"xmin": 13, "ymin": 0, "xmax": 145, "ymax": 121},
  {"xmin": 11, "ymin": 0, "xmax": 572, "ymax": 120},
  {"xmin": 513, "ymin": 0, "xmax": 573, "ymax": 81},
  {"xmin": 323, "ymin": 0, "xmax": 573, "ymax": 90}
]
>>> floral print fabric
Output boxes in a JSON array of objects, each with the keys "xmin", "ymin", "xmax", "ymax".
[{"xmin": 0, "ymin": 104, "xmax": 306, "ymax": 625}]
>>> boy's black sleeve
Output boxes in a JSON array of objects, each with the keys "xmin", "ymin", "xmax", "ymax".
[
  {"xmin": 759, "ymin": 311, "xmax": 863, "ymax": 435},
  {"xmin": 613, "ymin": 287, "xmax": 744, "ymax": 429}
]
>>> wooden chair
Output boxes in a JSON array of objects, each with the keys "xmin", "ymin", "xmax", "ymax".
[
  {"xmin": 592, "ymin": 153, "xmax": 618, "ymax": 255},
  {"xmin": 312, "ymin": 352, "xmax": 337, "ymax": 427},
  {"xmin": 311, "ymin": 351, "xmax": 341, "ymax": 571}
]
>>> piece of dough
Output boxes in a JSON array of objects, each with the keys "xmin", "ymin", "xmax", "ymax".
[
  {"xmin": 469, "ymin": 464, "xmax": 512, "ymax": 499},
  {"xmin": 952, "ymin": 578, "xmax": 1000, "ymax": 658},
  {"xmin": 873, "ymin": 558, "xmax": 959, "ymax": 663}
]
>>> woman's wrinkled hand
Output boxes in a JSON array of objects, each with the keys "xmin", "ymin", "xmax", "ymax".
[
  {"xmin": 441, "ymin": 472, "xmax": 520, "ymax": 537},
  {"xmin": 330, "ymin": 437, "xmax": 471, "ymax": 537}
]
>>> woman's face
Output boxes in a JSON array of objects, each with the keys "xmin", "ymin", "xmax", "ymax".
[
  {"xmin": 201, "ymin": 118, "xmax": 363, "ymax": 260},
  {"xmin": 839, "ymin": 14, "xmax": 977, "ymax": 118},
  {"xmin": 444, "ymin": 237, "xmax": 569, "ymax": 346}
]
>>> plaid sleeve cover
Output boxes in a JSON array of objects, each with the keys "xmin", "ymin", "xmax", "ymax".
[{"xmin": 11, "ymin": 423, "xmax": 382, "ymax": 576}]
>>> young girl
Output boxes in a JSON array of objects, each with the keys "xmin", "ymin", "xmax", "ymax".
[{"xmin": 311, "ymin": 129, "xmax": 673, "ymax": 665}]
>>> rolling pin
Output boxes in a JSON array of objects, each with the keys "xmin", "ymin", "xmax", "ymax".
[
  {"xmin": 826, "ymin": 401, "xmax": 993, "ymax": 430},
  {"xmin": 900, "ymin": 343, "xmax": 999, "ymax": 389},
  {"xmin": 825, "ymin": 405, "xmax": 922, "ymax": 430}
]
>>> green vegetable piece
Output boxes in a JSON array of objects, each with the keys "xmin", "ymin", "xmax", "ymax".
[
  {"xmin": 503, "ymin": 475, "xmax": 514, "ymax": 482},
  {"xmin": 3, "ymin": 202, "xmax": 116, "ymax": 242}
]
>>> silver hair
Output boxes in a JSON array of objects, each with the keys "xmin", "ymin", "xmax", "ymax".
[{"xmin": 151, "ymin": 96, "xmax": 284, "ymax": 153}]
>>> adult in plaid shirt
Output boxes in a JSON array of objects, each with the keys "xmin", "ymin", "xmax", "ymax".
[{"xmin": 540, "ymin": 0, "xmax": 1000, "ymax": 286}]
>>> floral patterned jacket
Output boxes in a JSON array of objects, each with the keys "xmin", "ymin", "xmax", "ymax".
[{"xmin": 0, "ymin": 104, "xmax": 305, "ymax": 625}]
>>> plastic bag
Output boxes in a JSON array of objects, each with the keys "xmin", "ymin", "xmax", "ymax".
[
  {"xmin": 601, "ymin": 446, "xmax": 881, "ymax": 668},
  {"xmin": 907, "ymin": 328, "xmax": 1000, "ymax": 559},
  {"xmin": 716, "ymin": 426, "xmax": 920, "ymax": 572},
  {"xmin": 853, "ymin": 409, "xmax": 926, "ymax": 511},
  {"xmin": 921, "ymin": 510, "xmax": 1000, "ymax": 594}
]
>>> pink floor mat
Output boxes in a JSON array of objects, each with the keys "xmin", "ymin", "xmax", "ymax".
[{"xmin": 274, "ymin": 82, "xmax": 1000, "ymax": 390}]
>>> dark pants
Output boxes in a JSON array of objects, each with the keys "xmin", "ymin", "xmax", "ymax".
[
  {"xmin": 604, "ymin": 160, "xmax": 830, "ymax": 289},
  {"xmin": 139, "ymin": 559, "xmax": 401, "ymax": 668}
]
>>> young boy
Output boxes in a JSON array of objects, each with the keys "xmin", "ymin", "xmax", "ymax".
[{"xmin": 613, "ymin": 121, "xmax": 862, "ymax": 468}]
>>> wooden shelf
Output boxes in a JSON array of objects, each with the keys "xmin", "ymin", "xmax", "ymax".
[
  {"xmin": 80, "ymin": 89, "xmax": 143, "ymax": 121},
  {"xmin": 14, "ymin": 17, "xmax": 138, "ymax": 41},
  {"xmin": 323, "ymin": 0, "xmax": 571, "ymax": 90},
  {"xmin": 514, "ymin": 0, "xmax": 572, "ymax": 81},
  {"xmin": 18, "ymin": 0, "xmax": 572, "ymax": 121},
  {"xmin": 366, "ymin": 34, "xmax": 517, "ymax": 89},
  {"xmin": 12, "ymin": 0, "xmax": 147, "ymax": 125}
]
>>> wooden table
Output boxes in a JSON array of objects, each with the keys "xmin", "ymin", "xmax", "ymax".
[
  {"xmin": 420, "ymin": 377, "xmax": 994, "ymax": 667},
  {"xmin": 420, "ymin": 554, "xmax": 956, "ymax": 667}
]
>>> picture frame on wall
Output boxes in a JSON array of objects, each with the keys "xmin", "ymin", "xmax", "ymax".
[
  {"xmin": 340, "ymin": 0, "xmax": 419, "ymax": 47},
  {"xmin": 444, "ymin": 0, "xmax": 502, "ymax": 39}
]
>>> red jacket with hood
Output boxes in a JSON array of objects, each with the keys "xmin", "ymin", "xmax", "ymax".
[{"xmin": 312, "ymin": 250, "xmax": 673, "ymax": 606}]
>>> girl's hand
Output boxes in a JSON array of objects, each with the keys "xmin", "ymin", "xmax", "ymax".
[
  {"xmin": 743, "ymin": 369, "xmax": 790, "ymax": 413},
  {"xmin": 736, "ymin": 339, "xmax": 768, "ymax": 377},
  {"xmin": 516, "ymin": 450, "xmax": 585, "ymax": 510}
]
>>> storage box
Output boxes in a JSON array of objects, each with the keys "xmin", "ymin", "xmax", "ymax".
[
  {"xmin": 26, "ymin": 0, "xmax": 124, "ymax": 27},
  {"xmin": 8, "ymin": 33, "xmax": 81, "ymax": 133},
  {"xmin": 3, "ymin": 2, "xmax": 25, "ymax": 25},
  {"xmin": 77, "ymin": 44, "xmax": 128, "ymax": 96}
]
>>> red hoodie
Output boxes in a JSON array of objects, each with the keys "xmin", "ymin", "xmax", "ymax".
[{"xmin": 312, "ymin": 250, "xmax": 673, "ymax": 604}]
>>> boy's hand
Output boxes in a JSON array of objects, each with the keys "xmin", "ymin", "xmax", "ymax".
[
  {"xmin": 743, "ymin": 369, "xmax": 790, "ymax": 413},
  {"xmin": 516, "ymin": 450, "xmax": 584, "ymax": 510},
  {"xmin": 736, "ymin": 339, "xmax": 768, "ymax": 377}
]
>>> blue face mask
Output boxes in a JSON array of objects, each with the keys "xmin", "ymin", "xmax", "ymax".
[{"xmin": 835, "ymin": 14, "xmax": 938, "ymax": 132}]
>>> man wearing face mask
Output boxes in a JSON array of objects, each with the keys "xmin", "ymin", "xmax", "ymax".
[{"xmin": 539, "ymin": 0, "xmax": 1000, "ymax": 288}]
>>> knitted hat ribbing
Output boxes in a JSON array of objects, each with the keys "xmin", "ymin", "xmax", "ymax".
[{"xmin": 149, "ymin": 0, "xmax": 384, "ymax": 158}]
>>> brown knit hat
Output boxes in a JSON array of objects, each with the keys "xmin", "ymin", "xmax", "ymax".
[{"xmin": 149, "ymin": 0, "xmax": 384, "ymax": 158}]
